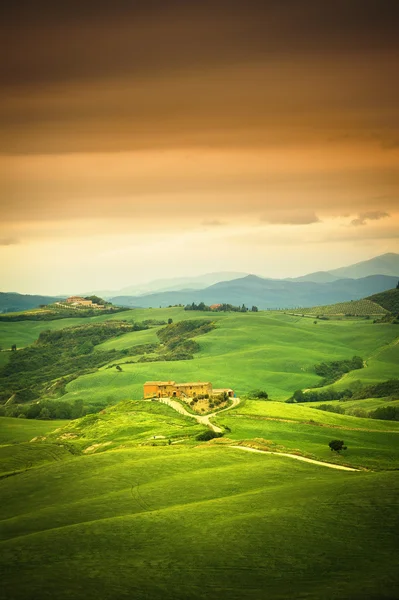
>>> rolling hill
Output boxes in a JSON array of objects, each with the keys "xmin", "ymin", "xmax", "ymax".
[
  {"xmin": 367, "ymin": 287, "xmax": 399, "ymax": 313},
  {"xmin": 110, "ymin": 274, "xmax": 398, "ymax": 309},
  {"xmin": 1, "ymin": 303, "xmax": 399, "ymax": 599},
  {"xmin": 1, "ymin": 400, "xmax": 399, "ymax": 600},
  {"xmin": 0, "ymin": 292, "xmax": 63, "ymax": 314}
]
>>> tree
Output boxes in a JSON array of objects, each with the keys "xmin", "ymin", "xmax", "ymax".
[
  {"xmin": 397, "ymin": 280, "xmax": 399, "ymax": 289},
  {"xmin": 116, "ymin": 365, "xmax": 122, "ymax": 372},
  {"xmin": 251, "ymin": 306, "xmax": 258, "ymax": 312},
  {"xmin": 11, "ymin": 344, "xmax": 17, "ymax": 351},
  {"xmin": 250, "ymin": 389, "xmax": 268, "ymax": 399},
  {"xmin": 329, "ymin": 440, "xmax": 347, "ymax": 453},
  {"xmin": 71, "ymin": 399, "xmax": 84, "ymax": 419},
  {"xmin": 38, "ymin": 407, "xmax": 51, "ymax": 420},
  {"xmin": 84, "ymin": 295, "xmax": 105, "ymax": 305},
  {"xmin": 168, "ymin": 318, "xmax": 173, "ymax": 324},
  {"xmin": 293, "ymin": 389, "xmax": 305, "ymax": 403}
]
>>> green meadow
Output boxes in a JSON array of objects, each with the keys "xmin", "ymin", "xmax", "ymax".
[
  {"xmin": 217, "ymin": 400, "xmax": 399, "ymax": 470},
  {"xmin": 58, "ymin": 308, "xmax": 399, "ymax": 405},
  {"xmin": 1, "ymin": 431, "xmax": 399, "ymax": 600},
  {"xmin": 1, "ymin": 307, "xmax": 399, "ymax": 599}
]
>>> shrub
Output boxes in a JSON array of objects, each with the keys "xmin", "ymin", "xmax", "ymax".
[
  {"xmin": 315, "ymin": 404, "xmax": 345, "ymax": 414},
  {"xmin": 250, "ymin": 390, "xmax": 269, "ymax": 399},
  {"xmin": 329, "ymin": 440, "xmax": 347, "ymax": 453},
  {"xmin": 369, "ymin": 406, "xmax": 399, "ymax": 421},
  {"xmin": 196, "ymin": 430, "xmax": 223, "ymax": 441}
]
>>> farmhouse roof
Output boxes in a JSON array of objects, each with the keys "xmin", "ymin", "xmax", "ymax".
[
  {"xmin": 176, "ymin": 382, "xmax": 211, "ymax": 387},
  {"xmin": 144, "ymin": 381, "xmax": 176, "ymax": 385}
]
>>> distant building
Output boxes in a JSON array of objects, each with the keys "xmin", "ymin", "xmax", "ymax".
[
  {"xmin": 64, "ymin": 296, "xmax": 104, "ymax": 308},
  {"xmin": 144, "ymin": 381, "xmax": 214, "ymax": 399},
  {"xmin": 210, "ymin": 304, "xmax": 222, "ymax": 310},
  {"xmin": 66, "ymin": 296, "xmax": 86, "ymax": 304}
]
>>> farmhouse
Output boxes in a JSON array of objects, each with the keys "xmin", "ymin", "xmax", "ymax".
[
  {"xmin": 65, "ymin": 296, "xmax": 104, "ymax": 308},
  {"xmin": 144, "ymin": 381, "xmax": 213, "ymax": 399}
]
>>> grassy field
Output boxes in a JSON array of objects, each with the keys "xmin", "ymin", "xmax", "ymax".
[
  {"xmin": 0, "ymin": 417, "xmax": 68, "ymax": 444},
  {"xmin": 1, "ymin": 308, "xmax": 399, "ymax": 599},
  {"xmin": 1, "ymin": 307, "xmax": 398, "ymax": 404},
  {"xmin": 57, "ymin": 309, "xmax": 399, "ymax": 405},
  {"xmin": 1, "ymin": 438, "xmax": 398, "ymax": 600},
  {"xmin": 309, "ymin": 397, "xmax": 399, "ymax": 415},
  {"xmin": 297, "ymin": 298, "xmax": 388, "ymax": 316},
  {"xmin": 216, "ymin": 400, "xmax": 399, "ymax": 470}
]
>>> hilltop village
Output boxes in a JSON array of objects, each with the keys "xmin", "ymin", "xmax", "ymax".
[{"xmin": 56, "ymin": 296, "xmax": 108, "ymax": 309}]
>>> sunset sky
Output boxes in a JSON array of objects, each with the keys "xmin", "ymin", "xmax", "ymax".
[{"xmin": 1, "ymin": 1, "xmax": 398, "ymax": 294}]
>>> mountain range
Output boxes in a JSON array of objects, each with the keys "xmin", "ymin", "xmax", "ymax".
[
  {"xmin": 110, "ymin": 274, "xmax": 399, "ymax": 310},
  {"xmin": 1, "ymin": 253, "xmax": 398, "ymax": 313}
]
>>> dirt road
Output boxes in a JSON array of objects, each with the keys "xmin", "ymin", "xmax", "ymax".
[
  {"xmin": 158, "ymin": 397, "xmax": 240, "ymax": 432},
  {"xmin": 230, "ymin": 445, "xmax": 360, "ymax": 471}
]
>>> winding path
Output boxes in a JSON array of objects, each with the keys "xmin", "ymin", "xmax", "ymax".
[
  {"xmin": 156, "ymin": 397, "xmax": 361, "ymax": 471},
  {"xmin": 158, "ymin": 396, "xmax": 240, "ymax": 432},
  {"xmin": 230, "ymin": 445, "xmax": 360, "ymax": 471}
]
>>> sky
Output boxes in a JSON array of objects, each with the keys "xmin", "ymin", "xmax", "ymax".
[{"xmin": 1, "ymin": 0, "xmax": 398, "ymax": 294}]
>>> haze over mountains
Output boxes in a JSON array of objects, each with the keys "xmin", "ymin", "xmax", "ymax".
[
  {"xmin": 1, "ymin": 253, "xmax": 398, "ymax": 313},
  {"xmin": 110, "ymin": 274, "xmax": 398, "ymax": 310},
  {"xmin": 289, "ymin": 253, "xmax": 399, "ymax": 283},
  {"xmin": 93, "ymin": 253, "xmax": 399, "ymax": 298},
  {"xmin": 83, "ymin": 272, "xmax": 248, "ymax": 298}
]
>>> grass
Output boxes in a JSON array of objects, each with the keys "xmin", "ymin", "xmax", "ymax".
[
  {"xmin": 0, "ymin": 417, "xmax": 69, "ymax": 444},
  {"xmin": 0, "ymin": 443, "xmax": 398, "ymax": 600},
  {"xmin": 216, "ymin": 402, "xmax": 399, "ymax": 470},
  {"xmin": 56, "ymin": 310, "xmax": 399, "ymax": 406},
  {"xmin": 45, "ymin": 400, "xmax": 207, "ymax": 451},
  {"xmin": 2, "ymin": 308, "xmax": 397, "ymax": 405},
  {"xmin": 311, "ymin": 397, "xmax": 399, "ymax": 412},
  {"xmin": 297, "ymin": 299, "xmax": 388, "ymax": 316},
  {"xmin": 234, "ymin": 400, "xmax": 399, "ymax": 431},
  {"xmin": 1, "ymin": 307, "xmax": 399, "ymax": 598}
]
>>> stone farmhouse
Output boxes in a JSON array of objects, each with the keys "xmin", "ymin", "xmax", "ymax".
[
  {"xmin": 64, "ymin": 296, "xmax": 105, "ymax": 308},
  {"xmin": 143, "ymin": 381, "xmax": 234, "ymax": 399}
]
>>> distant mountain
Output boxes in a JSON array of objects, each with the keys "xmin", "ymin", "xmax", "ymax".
[
  {"xmin": 290, "ymin": 253, "xmax": 399, "ymax": 283},
  {"xmin": 83, "ymin": 271, "xmax": 249, "ymax": 298},
  {"xmin": 110, "ymin": 274, "xmax": 399, "ymax": 310},
  {"xmin": 287, "ymin": 271, "xmax": 340, "ymax": 283},
  {"xmin": 0, "ymin": 292, "xmax": 63, "ymax": 314},
  {"xmin": 328, "ymin": 253, "xmax": 399, "ymax": 279},
  {"xmin": 80, "ymin": 254, "xmax": 399, "ymax": 297}
]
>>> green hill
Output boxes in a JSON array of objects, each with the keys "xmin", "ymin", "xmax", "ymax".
[
  {"xmin": 367, "ymin": 287, "xmax": 399, "ymax": 313},
  {"xmin": 1, "ymin": 307, "xmax": 399, "ymax": 599},
  {"xmin": 1, "ymin": 414, "xmax": 399, "ymax": 600},
  {"xmin": 0, "ymin": 292, "xmax": 62, "ymax": 314},
  {"xmin": 295, "ymin": 298, "xmax": 388, "ymax": 317},
  {"xmin": 1, "ymin": 307, "xmax": 398, "ymax": 413}
]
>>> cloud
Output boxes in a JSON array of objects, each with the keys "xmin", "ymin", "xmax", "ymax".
[
  {"xmin": 350, "ymin": 211, "xmax": 390, "ymax": 226},
  {"xmin": 260, "ymin": 211, "xmax": 321, "ymax": 225},
  {"xmin": 201, "ymin": 219, "xmax": 225, "ymax": 227},
  {"xmin": 0, "ymin": 237, "xmax": 19, "ymax": 245}
]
